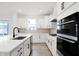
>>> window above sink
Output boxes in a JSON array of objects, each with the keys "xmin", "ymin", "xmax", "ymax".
[{"xmin": 0, "ymin": 20, "xmax": 9, "ymax": 36}]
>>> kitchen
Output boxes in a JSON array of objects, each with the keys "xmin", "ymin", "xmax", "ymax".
[{"xmin": 0, "ymin": 2, "xmax": 79, "ymax": 56}]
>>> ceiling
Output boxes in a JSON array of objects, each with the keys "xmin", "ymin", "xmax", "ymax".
[{"xmin": 0, "ymin": 2, "xmax": 56, "ymax": 17}]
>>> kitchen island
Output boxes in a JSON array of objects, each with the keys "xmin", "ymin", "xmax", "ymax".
[{"xmin": 0, "ymin": 34, "xmax": 32, "ymax": 56}]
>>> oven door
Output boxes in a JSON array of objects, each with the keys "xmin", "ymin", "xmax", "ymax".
[{"xmin": 57, "ymin": 36, "xmax": 78, "ymax": 56}]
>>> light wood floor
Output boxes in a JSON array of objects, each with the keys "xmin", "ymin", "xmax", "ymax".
[{"xmin": 30, "ymin": 43, "xmax": 52, "ymax": 56}]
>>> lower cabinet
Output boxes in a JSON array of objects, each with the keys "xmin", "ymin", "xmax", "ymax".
[
  {"xmin": 51, "ymin": 37, "xmax": 57, "ymax": 56},
  {"xmin": 32, "ymin": 33, "xmax": 47, "ymax": 43},
  {"xmin": 46, "ymin": 35, "xmax": 57, "ymax": 56},
  {"xmin": 10, "ymin": 37, "xmax": 31, "ymax": 56},
  {"xmin": 10, "ymin": 44, "xmax": 24, "ymax": 56},
  {"xmin": 24, "ymin": 38, "xmax": 30, "ymax": 56}
]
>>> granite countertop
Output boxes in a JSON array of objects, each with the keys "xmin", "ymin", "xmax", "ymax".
[{"xmin": 0, "ymin": 33, "xmax": 32, "ymax": 53}]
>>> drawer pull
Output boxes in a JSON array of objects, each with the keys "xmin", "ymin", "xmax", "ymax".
[
  {"xmin": 20, "ymin": 48, "xmax": 22, "ymax": 50},
  {"xmin": 19, "ymin": 52, "xmax": 22, "ymax": 56},
  {"xmin": 17, "ymin": 50, "xmax": 20, "ymax": 52},
  {"xmin": 17, "ymin": 48, "xmax": 22, "ymax": 52},
  {"xmin": 28, "ymin": 44, "xmax": 29, "ymax": 48}
]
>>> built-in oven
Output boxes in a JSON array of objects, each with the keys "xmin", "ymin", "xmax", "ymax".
[
  {"xmin": 57, "ymin": 35, "xmax": 78, "ymax": 56},
  {"xmin": 57, "ymin": 12, "xmax": 79, "ymax": 56},
  {"xmin": 57, "ymin": 17, "xmax": 78, "ymax": 37}
]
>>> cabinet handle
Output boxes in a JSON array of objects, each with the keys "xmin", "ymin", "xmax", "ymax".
[
  {"xmin": 28, "ymin": 44, "xmax": 29, "ymax": 48},
  {"xmin": 17, "ymin": 48, "xmax": 22, "ymax": 52},
  {"xmin": 20, "ymin": 48, "xmax": 22, "ymax": 50},
  {"xmin": 19, "ymin": 52, "xmax": 22, "ymax": 56},
  {"xmin": 17, "ymin": 50, "xmax": 20, "ymax": 52}
]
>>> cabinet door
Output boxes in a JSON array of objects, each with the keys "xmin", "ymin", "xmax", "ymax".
[
  {"xmin": 10, "ymin": 50, "xmax": 18, "ymax": 56},
  {"xmin": 46, "ymin": 35, "xmax": 50, "ymax": 49},
  {"xmin": 36, "ymin": 16, "xmax": 51, "ymax": 29},
  {"xmin": 11, "ymin": 44, "xmax": 24, "ymax": 56},
  {"xmin": 24, "ymin": 40, "xmax": 28, "ymax": 56},
  {"xmin": 47, "ymin": 35, "xmax": 57, "ymax": 56},
  {"xmin": 51, "ymin": 37, "xmax": 57, "ymax": 56},
  {"xmin": 39, "ymin": 33, "xmax": 48, "ymax": 43},
  {"xmin": 49, "ymin": 40, "xmax": 52, "ymax": 51},
  {"xmin": 57, "ymin": 2, "xmax": 77, "ymax": 20},
  {"xmin": 32, "ymin": 33, "xmax": 39, "ymax": 43},
  {"xmin": 39, "ymin": 34, "xmax": 44, "ymax": 43},
  {"xmin": 16, "ymin": 17, "xmax": 27, "ymax": 28},
  {"xmin": 56, "ymin": 2, "xmax": 62, "ymax": 15},
  {"xmin": 36, "ymin": 19, "xmax": 42, "ymax": 28},
  {"xmin": 33, "ymin": 33, "xmax": 48, "ymax": 43},
  {"xmin": 24, "ymin": 38, "xmax": 30, "ymax": 56},
  {"xmin": 26, "ymin": 38, "xmax": 30, "ymax": 55},
  {"xmin": 64, "ymin": 2, "xmax": 75, "ymax": 9},
  {"xmin": 46, "ymin": 35, "xmax": 51, "ymax": 51}
]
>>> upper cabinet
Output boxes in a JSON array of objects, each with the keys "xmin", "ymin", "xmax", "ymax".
[
  {"xmin": 56, "ymin": 2, "xmax": 62, "ymax": 16},
  {"xmin": 56, "ymin": 2, "xmax": 78, "ymax": 20},
  {"xmin": 36, "ymin": 16, "xmax": 52, "ymax": 29},
  {"xmin": 16, "ymin": 17, "xmax": 27, "ymax": 28},
  {"xmin": 56, "ymin": 2, "xmax": 75, "ymax": 15}
]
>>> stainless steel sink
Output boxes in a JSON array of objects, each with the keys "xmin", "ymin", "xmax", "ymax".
[{"xmin": 13, "ymin": 36, "xmax": 26, "ymax": 40}]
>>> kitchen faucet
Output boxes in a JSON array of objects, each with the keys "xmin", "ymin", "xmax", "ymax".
[{"xmin": 13, "ymin": 27, "xmax": 20, "ymax": 38}]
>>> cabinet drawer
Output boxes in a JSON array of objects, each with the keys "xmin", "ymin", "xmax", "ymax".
[{"xmin": 10, "ymin": 44, "xmax": 24, "ymax": 56}]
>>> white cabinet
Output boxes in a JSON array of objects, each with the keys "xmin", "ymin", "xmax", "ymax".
[
  {"xmin": 32, "ymin": 33, "xmax": 39, "ymax": 43},
  {"xmin": 36, "ymin": 16, "xmax": 52, "ymax": 29},
  {"xmin": 17, "ymin": 18, "xmax": 27, "ymax": 28},
  {"xmin": 64, "ymin": 2, "xmax": 75, "ymax": 9},
  {"xmin": 56, "ymin": 2, "xmax": 62, "ymax": 16},
  {"xmin": 24, "ymin": 38, "xmax": 30, "ymax": 56},
  {"xmin": 13, "ymin": 15, "xmax": 27, "ymax": 28},
  {"xmin": 56, "ymin": 2, "xmax": 75, "ymax": 16},
  {"xmin": 0, "ymin": 35, "xmax": 32, "ymax": 56},
  {"xmin": 27, "ymin": 38, "xmax": 31, "ymax": 55},
  {"xmin": 51, "ymin": 36, "xmax": 57, "ymax": 56},
  {"xmin": 10, "ymin": 44, "xmax": 24, "ymax": 56},
  {"xmin": 32, "ymin": 33, "xmax": 48, "ymax": 43},
  {"xmin": 41, "ymin": 20, "xmax": 51, "ymax": 28},
  {"xmin": 46, "ymin": 35, "xmax": 57, "ymax": 56},
  {"xmin": 10, "ymin": 37, "xmax": 31, "ymax": 56},
  {"xmin": 57, "ymin": 2, "xmax": 78, "ymax": 20}
]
